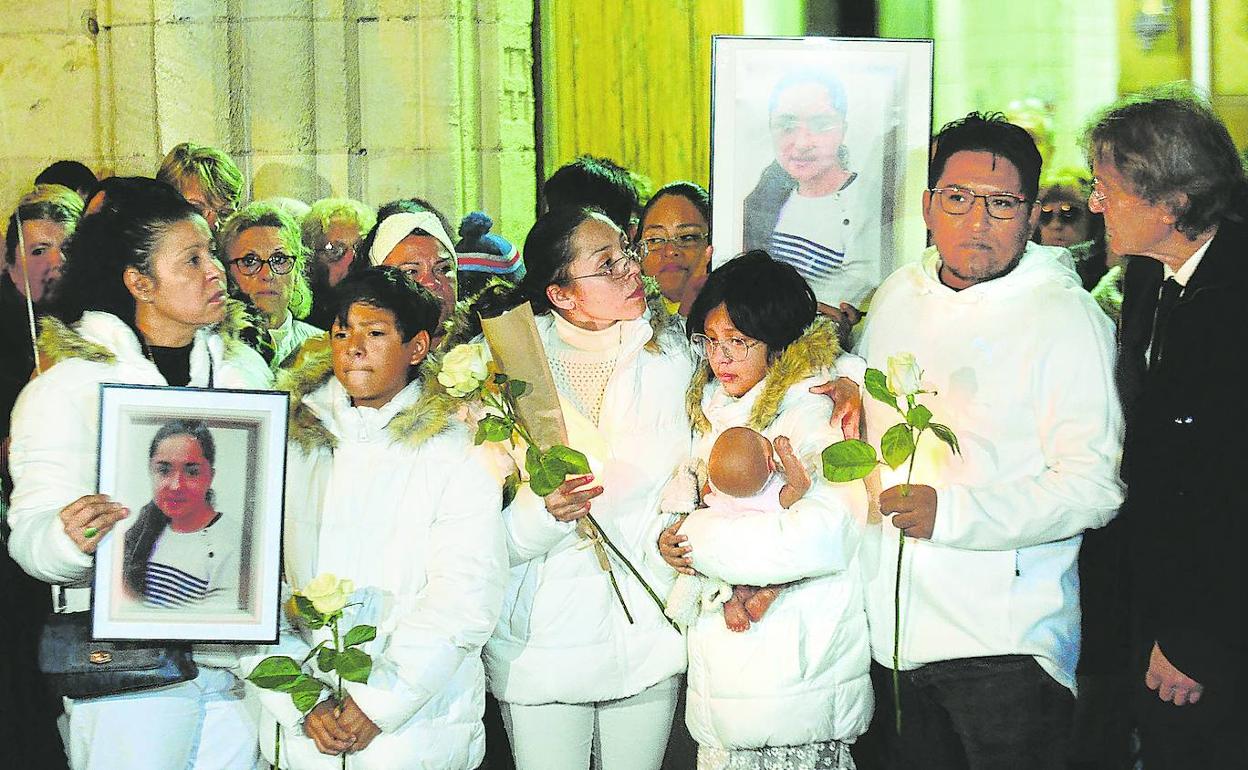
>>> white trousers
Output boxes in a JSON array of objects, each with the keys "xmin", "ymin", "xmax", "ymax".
[
  {"xmin": 500, "ymin": 675, "xmax": 679, "ymax": 770},
  {"xmin": 63, "ymin": 667, "xmax": 260, "ymax": 770}
]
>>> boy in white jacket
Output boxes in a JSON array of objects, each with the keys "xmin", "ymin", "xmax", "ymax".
[{"xmin": 242, "ymin": 267, "xmax": 507, "ymax": 770}]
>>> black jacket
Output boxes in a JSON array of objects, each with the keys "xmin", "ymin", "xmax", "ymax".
[{"xmin": 1118, "ymin": 211, "xmax": 1248, "ymax": 684}]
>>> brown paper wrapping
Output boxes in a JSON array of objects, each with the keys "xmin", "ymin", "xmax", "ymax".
[{"xmin": 479, "ymin": 302, "xmax": 568, "ymax": 449}]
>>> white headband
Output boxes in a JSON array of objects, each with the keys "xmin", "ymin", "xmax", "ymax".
[{"xmin": 367, "ymin": 211, "xmax": 457, "ymax": 268}]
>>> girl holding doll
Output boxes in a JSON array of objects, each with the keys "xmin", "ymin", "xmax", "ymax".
[{"xmin": 660, "ymin": 251, "xmax": 872, "ymax": 770}]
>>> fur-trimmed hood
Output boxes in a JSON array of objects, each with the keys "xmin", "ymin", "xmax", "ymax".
[
  {"xmin": 36, "ymin": 299, "xmax": 255, "ymax": 368},
  {"xmin": 685, "ymin": 315, "xmax": 841, "ymax": 435},
  {"xmin": 277, "ymin": 334, "xmax": 456, "ymax": 453}
]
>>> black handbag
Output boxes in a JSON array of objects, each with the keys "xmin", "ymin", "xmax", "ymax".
[{"xmin": 37, "ymin": 611, "xmax": 198, "ymax": 699}]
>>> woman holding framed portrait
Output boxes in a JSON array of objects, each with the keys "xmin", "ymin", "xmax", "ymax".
[{"xmin": 6, "ymin": 177, "xmax": 271, "ymax": 770}]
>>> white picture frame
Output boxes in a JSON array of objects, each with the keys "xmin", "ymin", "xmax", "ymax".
[
  {"xmin": 91, "ymin": 384, "xmax": 288, "ymax": 643},
  {"xmin": 710, "ymin": 36, "xmax": 933, "ymax": 310}
]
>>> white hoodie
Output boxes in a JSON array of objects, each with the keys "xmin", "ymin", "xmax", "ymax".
[{"xmin": 856, "ymin": 242, "xmax": 1124, "ymax": 691}]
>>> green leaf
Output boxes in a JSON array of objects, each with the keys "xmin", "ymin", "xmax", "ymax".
[
  {"xmin": 286, "ymin": 675, "xmax": 326, "ymax": 714},
  {"xmin": 343, "ymin": 624, "xmax": 376, "ymax": 648},
  {"xmin": 335, "ymin": 648, "xmax": 372, "ymax": 684},
  {"xmin": 492, "ymin": 373, "xmax": 507, "ymax": 385},
  {"xmin": 526, "ymin": 444, "xmax": 592, "ymax": 496},
  {"xmin": 502, "ymin": 472, "xmax": 520, "ymax": 507},
  {"xmin": 906, "ymin": 404, "xmax": 932, "ymax": 430},
  {"xmin": 880, "ymin": 423, "xmax": 916, "ymax": 470},
  {"xmin": 864, "ymin": 368, "xmax": 900, "ymax": 412},
  {"xmin": 930, "ymin": 422, "xmax": 961, "ymax": 456},
  {"xmin": 292, "ymin": 595, "xmax": 326, "ymax": 629},
  {"xmin": 246, "ymin": 656, "xmax": 304, "ymax": 692},
  {"xmin": 507, "ymin": 378, "xmax": 530, "ymax": 399},
  {"xmin": 317, "ymin": 646, "xmax": 337, "ymax": 674},
  {"xmin": 474, "ymin": 415, "xmax": 513, "ymax": 444},
  {"xmin": 546, "ymin": 445, "xmax": 591, "ymax": 475},
  {"xmin": 528, "ymin": 461, "xmax": 564, "ymax": 497},
  {"xmin": 822, "ymin": 439, "xmax": 879, "ymax": 482}
]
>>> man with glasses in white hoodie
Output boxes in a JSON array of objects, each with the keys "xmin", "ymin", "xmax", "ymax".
[{"xmin": 855, "ymin": 113, "xmax": 1124, "ymax": 770}]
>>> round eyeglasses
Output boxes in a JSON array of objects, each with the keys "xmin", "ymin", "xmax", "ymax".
[
  {"xmin": 690, "ymin": 333, "xmax": 762, "ymax": 363},
  {"xmin": 229, "ymin": 254, "xmax": 296, "ymax": 276},
  {"xmin": 929, "ymin": 187, "xmax": 1030, "ymax": 220}
]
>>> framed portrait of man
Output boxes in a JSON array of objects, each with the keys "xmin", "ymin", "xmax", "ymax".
[
  {"xmin": 91, "ymin": 384, "xmax": 288, "ymax": 643},
  {"xmin": 710, "ymin": 36, "xmax": 933, "ymax": 310}
]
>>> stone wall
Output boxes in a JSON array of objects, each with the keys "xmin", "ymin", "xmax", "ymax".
[{"xmin": 0, "ymin": 0, "xmax": 537, "ymax": 242}]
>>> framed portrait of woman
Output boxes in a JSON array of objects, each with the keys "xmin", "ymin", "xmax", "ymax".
[
  {"xmin": 710, "ymin": 36, "xmax": 933, "ymax": 310},
  {"xmin": 91, "ymin": 384, "xmax": 288, "ymax": 643}
]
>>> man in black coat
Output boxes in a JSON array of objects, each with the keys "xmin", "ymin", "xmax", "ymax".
[{"xmin": 1087, "ymin": 93, "xmax": 1248, "ymax": 768}]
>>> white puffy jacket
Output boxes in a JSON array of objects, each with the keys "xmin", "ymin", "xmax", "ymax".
[
  {"xmin": 856, "ymin": 243, "xmax": 1124, "ymax": 691},
  {"xmin": 7, "ymin": 310, "xmax": 271, "ymax": 647},
  {"xmin": 242, "ymin": 345, "xmax": 508, "ymax": 770},
  {"xmin": 679, "ymin": 318, "xmax": 873, "ymax": 750},
  {"xmin": 483, "ymin": 306, "xmax": 693, "ymax": 705}
]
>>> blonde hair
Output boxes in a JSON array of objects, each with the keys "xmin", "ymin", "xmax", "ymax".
[
  {"xmin": 156, "ymin": 142, "xmax": 245, "ymax": 210},
  {"xmin": 301, "ymin": 197, "xmax": 377, "ymax": 251},
  {"xmin": 217, "ymin": 201, "xmax": 312, "ymax": 319}
]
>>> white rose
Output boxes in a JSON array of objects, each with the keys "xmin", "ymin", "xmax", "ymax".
[
  {"xmin": 437, "ymin": 343, "xmax": 491, "ymax": 398},
  {"xmin": 886, "ymin": 352, "xmax": 923, "ymax": 397},
  {"xmin": 302, "ymin": 573, "xmax": 353, "ymax": 615}
]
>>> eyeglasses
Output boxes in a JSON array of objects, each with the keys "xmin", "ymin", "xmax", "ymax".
[
  {"xmin": 565, "ymin": 241, "xmax": 647, "ymax": 283},
  {"xmin": 315, "ymin": 241, "xmax": 354, "ymax": 264},
  {"xmin": 641, "ymin": 232, "xmax": 708, "ymax": 252},
  {"xmin": 929, "ymin": 186, "xmax": 1030, "ymax": 220},
  {"xmin": 690, "ymin": 333, "xmax": 762, "ymax": 363},
  {"xmin": 770, "ymin": 114, "xmax": 844, "ymax": 137},
  {"xmin": 229, "ymin": 254, "xmax": 296, "ymax": 276},
  {"xmin": 1089, "ymin": 178, "xmax": 1109, "ymax": 206},
  {"xmin": 192, "ymin": 201, "xmax": 236, "ymax": 224},
  {"xmin": 1039, "ymin": 204, "xmax": 1087, "ymax": 226}
]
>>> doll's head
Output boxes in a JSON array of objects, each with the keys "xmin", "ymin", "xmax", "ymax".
[{"xmin": 707, "ymin": 427, "xmax": 775, "ymax": 498}]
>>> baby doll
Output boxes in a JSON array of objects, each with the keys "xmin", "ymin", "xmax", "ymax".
[{"xmin": 664, "ymin": 427, "xmax": 803, "ymax": 632}]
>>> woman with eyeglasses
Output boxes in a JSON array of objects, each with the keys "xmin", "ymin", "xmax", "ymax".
[
  {"xmin": 1031, "ymin": 168, "xmax": 1112, "ymax": 292},
  {"xmin": 219, "ymin": 201, "xmax": 324, "ymax": 369},
  {"xmin": 6, "ymin": 177, "xmax": 270, "ymax": 769},
  {"xmin": 637, "ymin": 181, "xmax": 712, "ymax": 317},
  {"xmin": 474, "ymin": 206, "xmax": 693, "ymax": 770},
  {"xmin": 301, "ymin": 197, "xmax": 376, "ymax": 329},
  {"xmin": 659, "ymin": 251, "xmax": 870, "ymax": 770}
]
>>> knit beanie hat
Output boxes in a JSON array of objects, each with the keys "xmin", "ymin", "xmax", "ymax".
[{"xmin": 455, "ymin": 212, "xmax": 524, "ymax": 280}]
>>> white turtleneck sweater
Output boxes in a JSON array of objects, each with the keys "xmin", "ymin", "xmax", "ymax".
[{"xmin": 546, "ymin": 312, "xmax": 624, "ymax": 425}]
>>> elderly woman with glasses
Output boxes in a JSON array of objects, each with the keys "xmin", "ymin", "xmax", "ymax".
[
  {"xmin": 219, "ymin": 202, "xmax": 324, "ymax": 369},
  {"xmin": 471, "ymin": 206, "xmax": 693, "ymax": 770},
  {"xmin": 637, "ymin": 181, "xmax": 712, "ymax": 317},
  {"xmin": 301, "ymin": 197, "xmax": 376, "ymax": 329}
]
